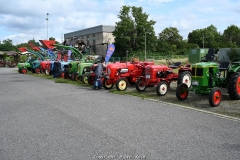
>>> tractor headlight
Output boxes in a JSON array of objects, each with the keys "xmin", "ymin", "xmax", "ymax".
[{"xmin": 192, "ymin": 80, "xmax": 199, "ymax": 86}]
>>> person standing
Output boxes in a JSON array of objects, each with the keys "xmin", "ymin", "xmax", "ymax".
[
  {"xmin": 53, "ymin": 59, "xmax": 60, "ymax": 79},
  {"xmin": 93, "ymin": 60, "xmax": 106, "ymax": 89}
]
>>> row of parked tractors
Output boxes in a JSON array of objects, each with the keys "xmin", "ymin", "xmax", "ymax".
[{"xmin": 17, "ymin": 41, "xmax": 240, "ymax": 107}]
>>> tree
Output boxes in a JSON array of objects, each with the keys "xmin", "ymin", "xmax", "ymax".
[
  {"xmin": 222, "ymin": 25, "xmax": 240, "ymax": 47},
  {"xmin": 188, "ymin": 25, "xmax": 222, "ymax": 48},
  {"xmin": 157, "ymin": 27, "xmax": 185, "ymax": 55},
  {"xmin": 0, "ymin": 39, "xmax": 15, "ymax": 51},
  {"xmin": 112, "ymin": 5, "xmax": 157, "ymax": 57}
]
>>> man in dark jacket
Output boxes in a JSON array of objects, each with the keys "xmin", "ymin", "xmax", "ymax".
[
  {"xmin": 93, "ymin": 60, "xmax": 106, "ymax": 89},
  {"xmin": 53, "ymin": 59, "xmax": 60, "ymax": 79}
]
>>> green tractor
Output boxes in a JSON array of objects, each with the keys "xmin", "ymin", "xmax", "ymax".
[{"xmin": 176, "ymin": 48, "xmax": 240, "ymax": 107}]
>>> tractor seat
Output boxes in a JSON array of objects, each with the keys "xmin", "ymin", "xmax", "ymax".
[
  {"xmin": 219, "ymin": 61, "xmax": 230, "ymax": 71},
  {"xmin": 169, "ymin": 62, "xmax": 182, "ymax": 69}
]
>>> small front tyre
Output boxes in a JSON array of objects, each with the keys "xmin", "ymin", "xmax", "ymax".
[
  {"xmin": 116, "ymin": 78, "xmax": 128, "ymax": 91},
  {"xmin": 176, "ymin": 83, "xmax": 189, "ymax": 101},
  {"xmin": 209, "ymin": 87, "xmax": 222, "ymax": 107},
  {"xmin": 135, "ymin": 78, "xmax": 147, "ymax": 92},
  {"xmin": 156, "ymin": 81, "xmax": 168, "ymax": 96}
]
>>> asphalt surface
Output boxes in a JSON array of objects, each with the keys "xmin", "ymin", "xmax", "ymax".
[{"xmin": 1, "ymin": 67, "xmax": 240, "ymax": 160}]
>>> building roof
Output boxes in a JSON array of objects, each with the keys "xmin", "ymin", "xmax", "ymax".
[
  {"xmin": 64, "ymin": 25, "xmax": 115, "ymax": 39},
  {"xmin": 0, "ymin": 51, "xmax": 18, "ymax": 56}
]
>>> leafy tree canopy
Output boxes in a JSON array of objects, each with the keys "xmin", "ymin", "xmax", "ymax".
[{"xmin": 112, "ymin": 5, "xmax": 157, "ymax": 57}]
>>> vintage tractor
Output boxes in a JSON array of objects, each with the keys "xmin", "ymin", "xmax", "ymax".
[
  {"xmin": 135, "ymin": 58, "xmax": 192, "ymax": 96},
  {"xmin": 176, "ymin": 48, "xmax": 240, "ymax": 107},
  {"xmin": 28, "ymin": 42, "xmax": 57, "ymax": 74},
  {"xmin": 17, "ymin": 48, "xmax": 33, "ymax": 74},
  {"xmin": 102, "ymin": 60, "xmax": 154, "ymax": 91},
  {"xmin": 17, "ymin": 47, "xmax": 45, "ymax": 74}
]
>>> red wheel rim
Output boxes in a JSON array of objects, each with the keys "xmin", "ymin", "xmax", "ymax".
[
  {"xmin": 213, "ymin": 90, "xmax": 221, "ymax": 105},
  {"xmin": 22, "ymin": 69, "xmax": 27, "ymax": 74},
  {"xmin": 36, "ymin": 69, "xmax": 40, "ymax": 74},
  {"xmin": 237, "ymin": 77, "xmax": 240, "ymax": 94},
  {"xmin": 180, "ymin": 86, "xmax": 188, "ymax": 98},
  {"xmin": 61, "ymin": 73, "xmax": 65, "ymax": 78}
]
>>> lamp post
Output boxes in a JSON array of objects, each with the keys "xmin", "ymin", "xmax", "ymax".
[
  {"xmin": 203, "ymin": 34, "xmax": 204, "ymax": 48},
  {"xmin": 144, "ymin": 31, "xmax": 146, "ymax": 61},
  {"xmin": 46, "ymin": 13, "xmax": 49, "ymax": 40}
]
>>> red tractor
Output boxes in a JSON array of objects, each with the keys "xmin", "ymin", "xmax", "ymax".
[
  {"xmin": 102, "ymin": 61, "xmax": 154, "ymax": 91},
  {"xmin": 135, "ymin": 59, "xmax": 192, "ymax": 96}
]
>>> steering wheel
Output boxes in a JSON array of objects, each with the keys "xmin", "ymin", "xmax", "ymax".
[{"xmin": 166, "ymin": 58, "xmax": 175, "ymax": 66}]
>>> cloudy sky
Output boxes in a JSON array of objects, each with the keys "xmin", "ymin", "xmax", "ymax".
[{"xmin": 0, "ymin": 0, "xmax": 239, "ymax": 45}]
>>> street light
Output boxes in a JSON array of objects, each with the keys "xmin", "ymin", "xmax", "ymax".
[
  {"xmin": 46, "ymin": 13, "xmax": 50, "ymax": 40},
  {"xmin": 144, "ymin": 31, "xmax": 146, "ymax": 61}
]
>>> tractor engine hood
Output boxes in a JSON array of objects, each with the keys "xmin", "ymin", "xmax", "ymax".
[{"xmin": 192, "ymin": 62, "xmax": 218, "ymax": 68}]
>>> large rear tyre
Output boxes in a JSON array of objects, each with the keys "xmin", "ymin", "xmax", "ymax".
[
  {"xmin": 209, "ymin": 87, "xmax": 222, "ymax": 107},
  {"xmin": 156, "ymin": 81, "xmax": 168, "ymax": 96},
  {"xmin": 177, "ymin": 71, "xmax": 192, "ymax": 88},
  {"xmin": 81, "ymin": 73, "xmax": 89, "ymax": 84},
  {"xmin": 116, "ymin": 78, "xmax": 128, "ymax": 91},
  {"xmin": 176, "ymin": 83, "xmax": 189, "ymax": 101},
  {"xmin": 228, "ymin": 73, "xmax": 240, "ymax": 100},
  {"xmin": 135, "ymin": 78, "xmax": 147, "ymax": 92},
  {"xmin": 103, "ymin": 78, "xmax": 114, "ymax": 90}
]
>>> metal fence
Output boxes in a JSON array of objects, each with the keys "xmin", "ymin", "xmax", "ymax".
[{"xmin": 109, "ymin": 55, "xmax": 187, "ymax": 62}]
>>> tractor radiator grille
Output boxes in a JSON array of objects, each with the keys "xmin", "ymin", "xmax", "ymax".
[{"xmin": 192, "ymin": 67, "xmax": 203, "ymax": 76}]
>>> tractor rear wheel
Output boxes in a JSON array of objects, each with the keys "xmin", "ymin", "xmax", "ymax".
[
  {"xmin": 88, "ymin": 75, "xmax": 95, "ymax": 85},
  {"xmin": 176, "ymin": 83, "xmax": 189, "ymax": 100},
  {"xmin": 103, "ymin": 78, "xmax": 114, "ymax": 90},
  {"xmin": 136, "ymin": 78, "xmax": 147, "ymax": 92},
  {"xmin": 209, "ymin": 87, "xmax": 222, "ymax": 107},
  {"xmin": 116, "ymin": 78, "xmax": 128, "ymax": 91},
  {"xmin": 227, "ymin": 73, "xmax": 240, "ymax": 100},
  {"xmin": 81, "ymin": 73, "xmax": 89, "ymax": 84},
  {"xmin": 156, "ymin": 81, "xmax": 168, "ymax": 96},
  {"xmin": 177, "ymin": 71, "xmax": 192, "ymax": 88},
  {"xmin": 22, "ymin": 68, "xmax": 27, "ymax": 74}
]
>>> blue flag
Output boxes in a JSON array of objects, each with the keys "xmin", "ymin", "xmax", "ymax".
[{"xmin": 105, "ymin": 44, "xmax": 115, "ymax": 63}]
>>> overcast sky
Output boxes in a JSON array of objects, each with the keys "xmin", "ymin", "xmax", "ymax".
[{"xmin": 0, "ymin": 0, "xmax": 239, "ymax": 45}]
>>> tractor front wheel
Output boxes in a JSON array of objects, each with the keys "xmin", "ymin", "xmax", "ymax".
[
  {"xmin": 156, "ymin": 81, "xmax": 168, "ymax": 96},
  {"xmin": 177, "ymin": 71, "xmax": 192, "ymax": 88},
  {"xmin": 71, "ymin": 73, "xmax": 77, "ymax": 81},
  {"xmin": 228, "ymin": 73, "xmax": 240, "ymax": 100},
  {"xmin": 116, "ymin": 78, "xmax": 128, "ymax": 91},
  {"xmin": 136, "ymin": 78, "xmax": 147, "ymax": 92},
  {"xmin": 209, "ymin": 87, "xmax": 222, "ymax": 107},
  {"xmin": 74, "ymin": 74, "xmax": 80, "ymax": 82},
  {"xmin": 35, "ymin": 68, "xmax": 41, "ymax": 74},
  {"xmin": 88, "ymin": 75, "xmax": 95, "ymax": 85},
  {"xmin": 176, "ymin": 83, "xmax": 189, "ymax": 101},
  {"xmin": 45, "ymin": 69, "xmax": 50, "ymax": 75},
  {"xmin": 22, "ymin": 68, "xmax": 27, "ymax": 74},
  {"xmin": 64, "ymin": 72, "xmax": 69, "ymax": 79},
  {"xmin": 81, "ymin": 73, "xmax": 89, "ymax": 84},
  {"xmin": 103, "ymin": 78, "xmax": 114, "ymax": 90}
]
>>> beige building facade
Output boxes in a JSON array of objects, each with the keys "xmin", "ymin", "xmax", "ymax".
[{"xmin": 64, "ymin": 25, "xmax": 115, "ymax": 56}]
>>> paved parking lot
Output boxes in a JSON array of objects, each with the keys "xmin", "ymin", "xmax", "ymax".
[{"xmin": 1, "ymin": 68, "xmax": 240, "ymax": 160}]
